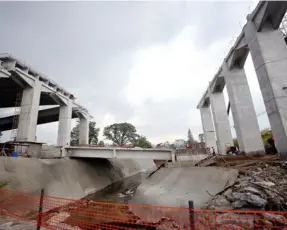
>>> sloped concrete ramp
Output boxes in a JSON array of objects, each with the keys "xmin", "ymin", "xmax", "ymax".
[{"xmin": 129, "ymin": 167, "xmax": 238, "ymax": 228}]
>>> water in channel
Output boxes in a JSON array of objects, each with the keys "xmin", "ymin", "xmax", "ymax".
[{"xmin": 83, "ymin": 172, "xmax": 151, "ymax": 203}]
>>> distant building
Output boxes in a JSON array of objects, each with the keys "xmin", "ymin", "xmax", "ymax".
[
  {"xmin": 174, "ymin": 139, "xmax": 186, "ymax": 149},
  {"xmin": 156, "ymin": 141, "xmax": 170, "ymax": 149}
]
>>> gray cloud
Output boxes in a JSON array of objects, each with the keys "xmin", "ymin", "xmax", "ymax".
[{"xmin": 0, "ymin": 1, "xmax": 259, "ymax": 144}]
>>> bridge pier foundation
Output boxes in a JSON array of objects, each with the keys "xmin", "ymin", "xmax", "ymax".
[
  {"xmin": 245, "ymin": 20, "xmax": 287, "ymax": 159},
  {"xmin": 224, "ymin": 65, "xmax": 264, "ymax": 155},
  {"xmin": 209, "ymin": 90, "xmax": 233, "ymax": 155},
  {"xmin": 79, "ymin": 116, "xmax": 89, "ymax": 145},
  {"xmin": 17, "ymin": 79, "xmax": 41, "ymax": 141},
  {"xmin": 200, "ymin": 106, "xmax": 217, "ymax": 153},
  {"xmin": 57, "ymin": 99, "xmax": 72, "ymax": 146}
]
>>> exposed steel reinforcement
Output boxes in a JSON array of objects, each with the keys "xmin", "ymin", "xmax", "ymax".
[{"xmin": 0, "ymin": 188, "xmax": 287, "ymax": 229}]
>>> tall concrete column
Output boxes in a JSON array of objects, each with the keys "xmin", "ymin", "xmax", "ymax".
[
  {"xmin": 224, "ymin": 65, "xmax": 265, "ymax": 155},
  {"xmin": 79, "ymin": 116, "xmax": 89, "ymax": 145},
  {"xmin": 57, "ymin": 99, "xmax": 72, "ymax": 146},
  {"xmin": 244, "ymin": 20, "xmax": 287, "ymax": 158},
  {"xmin": 17, "ymin": 80, "xmax": 41, "ymax": 141},
  {"xmin": 199, "ymin": 106, "xmax": 217, "ymax": 152},
  {"xmin": 209, "ymin": 90, "xmax": 233, "ymax": 154}
]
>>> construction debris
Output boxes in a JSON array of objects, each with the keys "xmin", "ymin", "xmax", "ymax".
[{"xmin": 205, "ymin": 156, "xmax": 287, "ymax": 211}]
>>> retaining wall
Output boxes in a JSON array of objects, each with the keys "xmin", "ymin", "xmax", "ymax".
[{"xmin": 0, "ymin": 157, "xmax": 156, "ymax": 199}]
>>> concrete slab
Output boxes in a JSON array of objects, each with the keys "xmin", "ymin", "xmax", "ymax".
[{"xmin": 129, "ymin": 167, "xmax": 238, "ymax": 228}]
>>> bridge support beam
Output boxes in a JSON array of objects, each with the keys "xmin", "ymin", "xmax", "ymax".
[
  {"xmin": 209, "ymin": 90, "xmax": 233, "ymax": 155},
  {"xmin": 245, "ymin": 20, "xmax": 287, "ymax": 159},
  {"xmin": 17, "ymin": 80, "xmax": 41, "ymax": 141},
  {"xmin": 224, "ymin": 65, "xmax": 264, "ymax": 155},
  {"xmin": 79, "ymin": 116, "xmax": 89, "ymax": 145},
  {"xmin": 57, "ymin": 99, "xmax": 72, "ymax": 146},
  {"xmin": 199, "ymin": 106, "xmax": 217, "ymax": 153}
]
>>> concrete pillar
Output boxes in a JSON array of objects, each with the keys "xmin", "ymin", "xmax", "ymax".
[
  {"xmin": 171, "ymin": 151, "xmax": 176, "ymax": 162},
  {"xmin": 79, "ymin": 116, "xmax": 89, "ymax": 145},
  {"xmin": 224, "ymin": 65, "xmax": 265, "ymax": 155},
  {"xmin": 199, "ymin": 106, "xmax": 217, "ymax": 153},
  {"xmin": 57, "ymin": 99, "xmax": 72, "ymax": 146},
  {"xmin": 17, "ymin": 80, "xmax": 41, "ymax": 141},
  {"xmin": 244, "ymin": 20, "xmax": 287, "ymax": 159},
  {"xmin": 209, "ymin": 91, "xmax": 233, "ymax": 155}
]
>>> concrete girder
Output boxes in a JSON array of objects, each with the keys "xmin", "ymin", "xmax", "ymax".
[
  {"xmin": 196, "ymin": 90, "xmax": 209, "ymax": 109},
  {"xmin": 41, "ymin": 84, "xmax": 69, "ymax": 105},
  {"xmin": 0, "ymin": 107, "xmax": 81, "ymax": 132},
  {"xmin": 76, "ymin": 110, "xmax": 90, "ymax": 120},
  {"xmin": 225, "ymin": 33, "xmax": 249, "ymax": 70},
  {"xmin": 12, "ymin": 69, "xmax": 71, "ymax": 108},
  {"xmin": 73, "ymin": 102, "xmax": 91, "ymax": 119},
  {"xmin": 67, "ymin": 147, "xmax": 173, "ymax": 160},
  {"xmin": 197, "ymin": 0, "xmax": 287, "ymax": 107},
  {"xmin": 0, "ymin": 69, "xmax": 11, "ymax": 78},
  {"xmin": 12, "ymin": 68, "xmax": 35, "ymax": 88},
  {"xmin": 0, "ymin": 53, "xmax": 75, "ymax": 100},
  {"xmin": 47, "ymin": 93, "xmax": 67, "ymax": 106},
  {"xmin": 250, "ymin": 1, "xmax": 287, "ymax": 32},
  {"xmin": 0, "ymin": 59, "xmax": 16, "ymax": 71},
  {"xmin": 209, "ymin": 75, "xmax": 225, "ymax": 94}
]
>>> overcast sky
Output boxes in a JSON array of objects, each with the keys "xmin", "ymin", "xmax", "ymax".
[{"xmin": 0, "ymin": 1, "xmax": 270, "ymax": 145}]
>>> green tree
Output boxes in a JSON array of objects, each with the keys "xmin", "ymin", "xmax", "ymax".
[
  {"xmin": 103, "ymin": 122, "xmax": 139, "ymax": 146},
  {"xmin": 133, "ymin": 135, "xmax": 152, "ymax": 148},
  {"xmin": 187, "ymin": 129, "xmax": 195, "ymax": 146},
  {"xmin": 70, "ymin": 121, "xmax": 100, "ymax": 146},
  {"xmin": 198, "ymin": 133, "xmax": 204, "ymax": 142},
  {"xmin": 98, "ymin": 140, "xmax": 105, "ymax": 146},
  {"xmin": 261, "ymin": 128, "xmax": 272, "ymax": 146},
  {"xmin": 233, "ymin": 128, "xmax": 273, "ymax": 149}
]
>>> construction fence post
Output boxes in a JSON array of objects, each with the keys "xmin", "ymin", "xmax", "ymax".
[
  {"xmin": 37, "ymin": 188, "xmax": 44, "ymax": 230},
  {"xmin": 188, "ymin": 200, "xmax": 195, "ymax": 230}
]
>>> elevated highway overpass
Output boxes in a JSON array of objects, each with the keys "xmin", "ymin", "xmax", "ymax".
[
  {"xmin": 0, "ymin": 107, "xmax": 82, "ymax": 132},
  {"xmin": 0, "ymin": 53, "xmax": 90, "ymax": 146},
  {"xmin": 197, "ymin": 1, "xmax": 287, "ymax": 159}
]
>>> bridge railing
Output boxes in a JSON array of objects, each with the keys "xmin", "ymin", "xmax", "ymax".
[
  {"xmin": 0, "ymin": 188, "xmax": 286, "ymax": 229},
  {"xmin": 66, "ymin": 146, "xmax": 174, "ymax": 160}
]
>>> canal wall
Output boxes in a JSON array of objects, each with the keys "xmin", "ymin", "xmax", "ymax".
[
  {"xmin": 130, "ymin": 166, "xmax": 238, "ymax": 228},
  {"xmin": 0, "ymin": 157, "xmax": 156, "ymax": 200}
]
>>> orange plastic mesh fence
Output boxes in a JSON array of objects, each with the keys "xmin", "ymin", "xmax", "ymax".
[{"xmin": 0, "ymin": 188, "xmax": 287, "ymax": 229}]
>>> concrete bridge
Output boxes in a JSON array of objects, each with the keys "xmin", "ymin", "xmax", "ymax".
[
  {"xmin": 0, "ymin": 53, "xmax": 91, "ymax": 146},
  {"xmin": 197, "ymin": 1, "xmax": 287, "ymax": 158},
  {"xmin": 66, "ymin": 146, "xmax": 208, "ymax": 164},
  {"xmin": 66, "ymin": 146, "xmax": 176, "ymax": 161}
]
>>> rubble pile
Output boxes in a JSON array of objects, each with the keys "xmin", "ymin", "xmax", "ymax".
[
  {"xmin": 199, "ymin": 159, "xmax": 287, "ymax": 229},
  {"xmin": 206, "ymin": 160, "xmax": 287, "ymax": 211}
]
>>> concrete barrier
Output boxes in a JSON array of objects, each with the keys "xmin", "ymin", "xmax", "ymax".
[{"xmin": 177, "ymin": 154, "xmax": 208, "ymax": 162}]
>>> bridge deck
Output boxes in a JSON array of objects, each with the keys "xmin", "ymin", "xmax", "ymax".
[{"xmin": 66, "ymin": 147, "xmax": 173, "ymax": 160}]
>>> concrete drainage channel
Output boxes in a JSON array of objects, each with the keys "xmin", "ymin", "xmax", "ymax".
[{"xmin": 0, "ymin": 156, "xmax": 241, "ymax": 229}]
